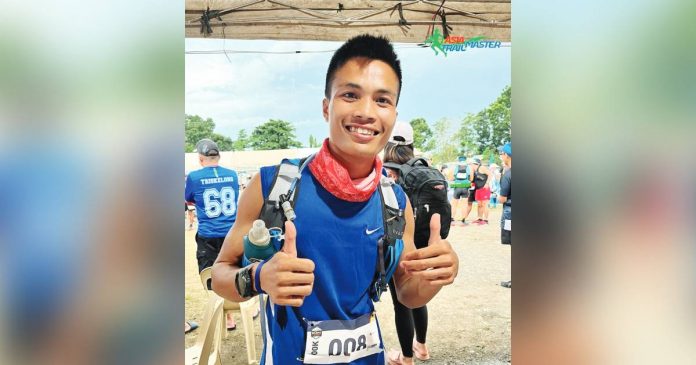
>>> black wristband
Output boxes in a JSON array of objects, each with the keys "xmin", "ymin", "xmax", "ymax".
[{"xmin": 235, "ymin": 265, "xmax": 257, "ymax": 298}]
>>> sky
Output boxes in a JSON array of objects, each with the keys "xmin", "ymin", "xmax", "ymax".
[{"xmin": 185, "ymin": 38, "xmax": 510, "ymax": 146}]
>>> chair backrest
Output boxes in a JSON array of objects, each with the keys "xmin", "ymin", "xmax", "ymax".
[
  {"xmin": 193, "ymin": 295, "xmax": 224, "ymax": 365},
  {"xmin": 199, "ymin": 266, "xmax": 241, "ymax": 311},
  {"xmin": 199, "ymin": 268, "xmax": 261, "ymax": 364},
  {"xmin": 200, "ymin": 267, "xmax": 213, "ymax": 292}
]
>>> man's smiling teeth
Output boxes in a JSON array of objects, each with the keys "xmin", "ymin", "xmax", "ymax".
[{"xmin": 348, "ymin": 126, "xmax": 377, "ymax": 136}]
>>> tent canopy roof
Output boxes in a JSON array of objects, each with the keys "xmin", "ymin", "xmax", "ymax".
[{"xmin": 185, "ymin": 0, "xmax": 510, "ymax": 43}]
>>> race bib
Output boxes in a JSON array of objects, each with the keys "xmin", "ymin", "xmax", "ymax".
[
  {"xmin": 504, "ymin": 219, "xmax": 512, "ymax": 231},
  {"xmin": 455, "ymin": 172, "xmax": 468, "ymax": 180},
  {"xmin": 303, "ymin": 312, "xmax": 382, "ymax": 364}
]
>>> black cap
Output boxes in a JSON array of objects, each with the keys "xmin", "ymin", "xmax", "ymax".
[
  {"xmin": 195, "ymin": 139, "xmax": 219, "ymax": 156},
  {"xmin": 471, "ymin": 157, "xmax": 482, "ymax": 165}
]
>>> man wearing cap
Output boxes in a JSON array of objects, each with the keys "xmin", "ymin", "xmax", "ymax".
[
  {"xmin": 389, "ymin": 120, "xmax": 413, "ymax": 146},
  {"xmin": 497, "ymin": 143, "xmax": 512, "ymax": 288},
  {"xmin": 185, "ymin": 138, "xmax": 241, "ymax": 329}
]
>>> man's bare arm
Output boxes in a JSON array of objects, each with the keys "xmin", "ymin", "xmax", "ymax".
[
  {"xmin": 211, "ymin": 172, "xmax": 315, "ymax": 306},
  {"xmin": 392, "ymin": 200, "xmax": 459, "ymax": 308},
  {"xmin": 211, "ymin": 173, "xmax": 265, "ymax": 302}
]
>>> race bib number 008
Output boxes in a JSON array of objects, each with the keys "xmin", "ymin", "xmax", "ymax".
[{"xmin": 303, "ymin": 312, "xmax": 382, "ymax": 364}]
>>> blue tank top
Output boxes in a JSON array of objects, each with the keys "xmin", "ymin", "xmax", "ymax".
[{"xmin": 259, "ymin": 163, "xmax": 406, "ymax": 365}]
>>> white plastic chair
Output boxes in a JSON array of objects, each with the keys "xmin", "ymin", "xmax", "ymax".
[
  {"xmin": 186, "ymin": 295, "xmax": 224, "ymax": 365},
  {"xmin": 200, "ymin": 267, "xmax": 259, "ymax": 364}
]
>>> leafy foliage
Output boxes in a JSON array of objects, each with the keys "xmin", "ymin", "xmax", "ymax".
[
  {"xmin": 185, "ymin": 114, "xmax": 215, "ymax": 152},
  {"xmin": 185, "ymin": 114, "xmax": 233, "ymax": 152},
  {"xmin": 429, "ymin": 118, "xmax": 460, "ymax": 165},
  {"xmin": 458, "ymin": 85, "xmax": 511, "ymax": 157},
  {"xmin": 232, "ymin": 129, "xmax": 250, "ymax": 151},
  {"xmin": 249, "ymin": 119, "xmax": 303, "ymax": 150},
  {"xmin": 211, "ymin": 133, "xmax": 233, "ymax": 151},
  {"xmin": 308, "ymin": 134, "xmax": 321, "ymax": 148},
  {"xmin": 409, "ymin": 118, "xmax": 434, "ymax": 151}
]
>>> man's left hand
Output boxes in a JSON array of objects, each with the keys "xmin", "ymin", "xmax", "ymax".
[{"xmin": 400, "ymin": 213, "xmax": 459, "ymax": 286}]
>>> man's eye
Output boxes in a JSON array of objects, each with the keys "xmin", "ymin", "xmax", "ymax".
[
  {"xmin": 376, "ymin": 97, "xmax": 392, "ymax": 105},
  {"xmin": 343, "ymin": 92, "xmax": 357, "ymax": 99}
]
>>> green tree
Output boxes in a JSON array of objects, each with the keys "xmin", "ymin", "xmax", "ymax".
[
  {"xmin": 185, "ymin": 114, "xmax": 215, "ymax": 152},
  {"xmin": 430, "ymin": 118, "xmax": 459, "ymax": 164},
  {"xmin": 249, "ymin": 119, "xmax": 303, "ymax": 150},
  {"xmin": 308, "ymin": 134, "xmax": 321, "ymax": 148},
  {"xmin": 185, "ymin": 114, "xmax": 235, "ymax": 152},
  {"xmin": 211, "ymin": 133, "xmax": 234, "ymax": 152},
  {"xmin": 232, "ymin": 129, "xmax": 250, "ymax": 151},
  {"xmin": 458, "ymin": 85, "xmax": 511, "ymax": 156},
  {"xmin": 409, "ymin": 118, "xmax": 434, "ymax": 151},
  {"xmin": 458, "ymin": 113, "xmax": 479, "ymax": 156},
  {"xmin": 486, "ymin": 85, "xmax": 511, "ymax": 146}
]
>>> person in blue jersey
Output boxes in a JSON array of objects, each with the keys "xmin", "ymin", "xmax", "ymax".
[
  {"xmin": 212, "ymin": 35, "xmax": 459, "ymax": 365},
  {"xmin": 185, "ymin": 138, "xmax": 240, "ymax": 330}
]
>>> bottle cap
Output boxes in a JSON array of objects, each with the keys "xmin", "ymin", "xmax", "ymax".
[{"xmin": 248, "ymin": 219, "xmax": 270, "ymax": 246}]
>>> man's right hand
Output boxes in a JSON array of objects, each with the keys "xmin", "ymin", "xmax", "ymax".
[{"xmin": 258, "ymin": 220, "xmax": 315, "ymax": 307}]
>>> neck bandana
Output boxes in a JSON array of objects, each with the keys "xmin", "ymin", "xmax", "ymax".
[{"xmin": 308, "ymin": 139, "xmax": 382, "ymax": 202}]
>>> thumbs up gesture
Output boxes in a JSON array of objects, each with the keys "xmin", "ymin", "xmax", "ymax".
[
  {"xmin": 400, "ymin": 214, "xmax": 459, "ymax": 286},
  {"xmin": 258, "ymin": 220, "xmax": 315, "ymax": 306}
]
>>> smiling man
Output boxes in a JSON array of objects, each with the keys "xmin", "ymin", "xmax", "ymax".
[{"xmin": 212, "ymin": 35, "xmax": 459, "ymax": 365}]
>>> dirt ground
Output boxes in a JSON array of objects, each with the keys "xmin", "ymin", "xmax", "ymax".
[{"xmin": 185, "ymin": 205, "xmax": 510, "ymax": 364}]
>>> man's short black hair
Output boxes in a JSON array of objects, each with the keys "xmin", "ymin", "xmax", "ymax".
[{"xmin": 325, "ymin": 34, "xmax": 402, "ymax": 104}]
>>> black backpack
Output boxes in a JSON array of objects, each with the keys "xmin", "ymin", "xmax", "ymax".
[{"xmin": 384, "ymin": 158, "xmax": 451, "ymax": 248}]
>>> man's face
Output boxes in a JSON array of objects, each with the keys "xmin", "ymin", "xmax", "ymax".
[
  {"xmin": 500, "ymin": 152, "xmax": 510, "ymax": 166},
  {"xmin": 323, "ymin": 58, "xmax": 399, "ymax": 161}
]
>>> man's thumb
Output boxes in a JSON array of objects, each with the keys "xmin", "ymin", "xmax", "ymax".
[
  {"xmin": 428, "ymin": 213, "xmax": 442, "ymax": 246},
  {"xmin": 281, "ymin": 220, "xmax": 297, "ymax": 256}
]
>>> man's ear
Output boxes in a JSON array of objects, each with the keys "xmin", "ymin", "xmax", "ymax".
[{"xmin": 322, "ymin": 98, "xmax": 329, "ymax": 122}]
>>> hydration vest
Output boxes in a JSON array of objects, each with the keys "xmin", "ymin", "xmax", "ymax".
[{"xmin": 258, "ymin": 155, "xmax": 406, "ymax": 302}]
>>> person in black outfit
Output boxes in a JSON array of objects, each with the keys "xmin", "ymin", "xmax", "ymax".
[
  {"xmin": 383, "ymin": 122, "xmax": 431, "ymax": 365},
  {"xmin": 498, "ymin": 143, "xmax": 512, "ymax": 288},
  {"xmin": 471, "ymin": 158, "xmax": 491, "ymax": 224}
]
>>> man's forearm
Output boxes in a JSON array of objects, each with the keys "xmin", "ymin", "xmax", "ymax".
[{"xmin": 211, "ymin": 261, "xmax": 259, "ymax": 303}]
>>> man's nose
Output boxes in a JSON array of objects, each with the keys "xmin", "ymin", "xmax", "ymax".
[{"xmin": 352, "ymin": 97, "xmax": 377, "ymax": 122}]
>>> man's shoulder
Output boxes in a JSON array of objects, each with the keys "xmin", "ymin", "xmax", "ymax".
[
  {"xmin": 502, "ymin": 169, "xmax": 511, "ymax": 183},
  {"xmin": 261, "ymin": 158, "xmax": 305, "ymax": 176},
  {"xmin": 216, "ymin": 166, "xmax": 238, "ymax": 176},
  {"xmin": 187, "ymin": 168, "xmax": 204, "ymax": 180}
]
